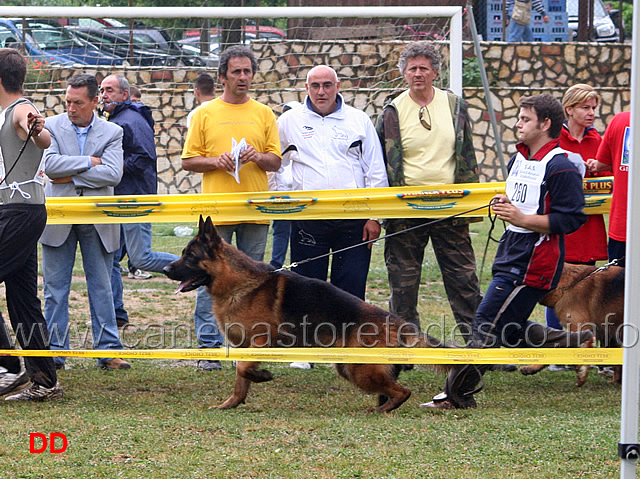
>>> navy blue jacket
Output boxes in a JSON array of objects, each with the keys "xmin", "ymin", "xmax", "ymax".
[
  {"xmin": 492, "ymin": 140, "xmax": 586, "ymax": 290},
  {"xmin": 107, "ymin": 100, "xmax": 157, "ymax": 195}
]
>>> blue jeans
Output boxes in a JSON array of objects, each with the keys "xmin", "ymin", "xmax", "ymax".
[
  {"xmin": 194, "ymin": 223, "xmax": 269, "ymax": 348},
  {"xmin": 507, "ymin": 21, "xmax": 533, "ymax": 42},
  {"xmin": 270, "ymin": 220, "xmax": 291, "ymax": 268},
  {"xmin": 42, "ymin": 224, "xmax": 124, "ymax": 367},
  {"xmin": 290, "ymin": 219, "xmax": 371, "ymax": 300},
  {"xmin": 111, "ymin": 223, "xmax": 179, "ymax": 322},
  {"xmin": 112, "ymin": 222, "xmax": 220, "ymax": 348}
]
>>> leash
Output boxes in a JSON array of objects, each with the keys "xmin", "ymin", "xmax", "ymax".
[
  {"xmin": 0, "ymin": 119, "xmax": 38, "ymax": 188},
  {"xmin": 273, "ymin": 202, "xmax": 494, "ymax": 273},
  {"xmin": 574, "ymin": 257, "xmax": 624, "ymax": 286},
  {"xmin": 478, "ymin": 206, "xmax": 503, "ymax": 287}
]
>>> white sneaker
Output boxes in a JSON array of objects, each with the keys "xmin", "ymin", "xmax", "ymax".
[
  {"xmin": 128, "ymin": 269, "xmax": 152, "ymax": 280},
  {"xmin": 5, "ymin": 381, "xmax": 63, "ymax": 401},
  {"xmin": 290, "ymin": 362, "xmax": 312, "ymax": 370},
  {"xmin": 0, "ymin": 368, "xmax": 29, "ymax": 396},
  {"xmin": 598, "ymin": 366, "xmax": 615, "ymax": 377}
]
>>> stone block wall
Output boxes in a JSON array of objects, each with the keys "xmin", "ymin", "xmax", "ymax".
[{"xmin": 27, "ymin": 40, "xmax": 631, "ymax": 193}]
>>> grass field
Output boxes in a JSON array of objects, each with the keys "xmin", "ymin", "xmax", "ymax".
[{"xmin": 0, "ymin": 220, "xmax": 626, "ymax": 478}]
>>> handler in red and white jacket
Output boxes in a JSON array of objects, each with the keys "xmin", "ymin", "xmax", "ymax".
[{"xmin": 423, "ymin": 93, "xmax": 592, "ymax": 410}]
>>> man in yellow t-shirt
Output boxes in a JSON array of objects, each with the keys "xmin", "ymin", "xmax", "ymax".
[
  {"xmin": 375, "ymin": 41, "xmax": 482, "ymax": 353},
  {"xmin": 181, "ymin": 45, "xmax": 281, "ymax": 369}
]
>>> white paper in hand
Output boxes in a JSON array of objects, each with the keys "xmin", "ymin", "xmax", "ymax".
[{"xmin": 229, "ymin": 137, "xmax": 247, "ymax": 183}]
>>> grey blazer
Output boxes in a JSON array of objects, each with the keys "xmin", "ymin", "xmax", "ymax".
[{"xmin": 39, "ymin": 113, "xmax": 124, "ymax": 252}]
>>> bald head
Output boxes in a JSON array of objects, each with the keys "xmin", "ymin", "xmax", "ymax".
[
  {"xmin": 305, "ymin": 65, "xmax": 340, "ymax": 117},
  {"xmin": 306, "ymin": 65, "xmax": 339, "ymax": 84}
]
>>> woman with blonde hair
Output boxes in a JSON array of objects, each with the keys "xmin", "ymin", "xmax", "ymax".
[{"xmin": 545, "ymin": 84, "xmax": 611, "ymax": 333}]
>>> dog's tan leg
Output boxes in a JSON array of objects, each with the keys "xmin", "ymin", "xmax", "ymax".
[
  {"xmin": 344, "ymin": 364, "xmax": 411, "ymax": 413},
  {"xmin": 612, "ymin": 365, "xmax": 623, "ymax": 384},
  {"xmin": 519, "ymin": 364, "xmax": 547, "ymax": 376},
  {"xmin": 213, "ymin": 361, "xmax": 273, "ymax": 410}
]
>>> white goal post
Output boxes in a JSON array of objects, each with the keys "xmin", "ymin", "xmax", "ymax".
[
  {"xmin": 0, "ymin": 5, "xmax": 464, "ymax": 95},
  {"xmin": 0, "ymin": 5, "xmax": 465, "ymax": 194}
]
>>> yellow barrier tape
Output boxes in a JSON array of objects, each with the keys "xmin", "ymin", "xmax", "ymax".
[
  {"xmin": 0, "ymin": 348, "xmax": 622, "ymax": 365},
  {"xmin": 44, "ymin": 178, "xmax": 612, "ymax": 224}
]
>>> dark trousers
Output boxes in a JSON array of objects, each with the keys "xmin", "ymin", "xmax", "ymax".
[
  {"xmin": 444, "ymin": 274, "xmax": 592, "ymax": 408},
  {"xmin": 0, "ymin": 204, "xmax": 57, "ymax": 387},
  {"xmin": 608, "ymin": 238, "xmax": 626, "ymax": 267},
  {"xmin": 290, "ymin": 219, "xmax": 371, "ymax": 300}
]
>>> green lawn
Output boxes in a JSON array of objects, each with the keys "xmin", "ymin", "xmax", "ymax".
[{"xmin": 0, "ymin": 220, "xmax": 626, "ymax": 478}]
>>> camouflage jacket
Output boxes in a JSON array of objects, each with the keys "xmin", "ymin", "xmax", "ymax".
[{"xmin": 375, "ymin": 88, "xmax": 479, "ymax": 187}]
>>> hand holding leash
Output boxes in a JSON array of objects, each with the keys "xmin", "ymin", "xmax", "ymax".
[{"xmin": 26, "ymin": 112, "xmax": 45, "ymax": 137}]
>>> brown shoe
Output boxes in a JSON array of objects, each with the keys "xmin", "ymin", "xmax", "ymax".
[
  {"xmin": 575, "ymin": 336, "xmax": 594, "ymax": 387},
  {"xmin": 419, "ymin": 398, "xmax": 456, "ymax": 410},
  {"xmin": 100, "ymin": 358, "xmax": 131, "ymax": 370}
]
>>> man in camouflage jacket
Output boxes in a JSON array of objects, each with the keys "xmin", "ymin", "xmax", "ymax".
[{"xmin": 375, "ymin": 41, "xmax": 482, "ymax": 347}]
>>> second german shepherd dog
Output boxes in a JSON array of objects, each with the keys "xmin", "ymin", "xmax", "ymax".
[
  {"xmin": 164, "ymin": 217, "xmax": 445, "ymax": 412},
  {"xmin": 520, "ymin": 262, "xmax": 624, "ymax": 383}
]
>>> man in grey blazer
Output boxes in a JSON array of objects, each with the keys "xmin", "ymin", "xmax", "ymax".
[{"xmin": 40, "ymin": 74, "xmax": 130, "ymax": 371}]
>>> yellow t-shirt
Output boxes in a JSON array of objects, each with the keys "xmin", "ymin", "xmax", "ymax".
[
  {"xmin": 392, "ymin": 88, "xmax": 456, "ymax": 186},
  {"xmin": 182, "ymin": 97, "xmax": 281, "ymax": 195}
]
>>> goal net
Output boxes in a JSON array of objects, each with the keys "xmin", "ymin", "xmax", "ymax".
[{"xmin": 0, "ymin": 4, "xmax": 463, "ymax": 194}]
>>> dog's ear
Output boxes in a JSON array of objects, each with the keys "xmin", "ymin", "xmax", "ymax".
[{"xmin": 200, "ymin": 216, "xmax": 222, "ymax": 247}]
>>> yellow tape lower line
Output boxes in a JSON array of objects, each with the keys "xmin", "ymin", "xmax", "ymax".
[{"xmin": 0, "ymin": 348, "xmax": 623, "ymax": 365}]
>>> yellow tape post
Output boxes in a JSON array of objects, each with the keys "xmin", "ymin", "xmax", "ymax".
[
  {"xmin": 44, "ymin": 178, "xmax": 612, "ymax": 225},
  {"xmin": 0, "ymin": 348, "xmax": 622, "ymax": 365}
]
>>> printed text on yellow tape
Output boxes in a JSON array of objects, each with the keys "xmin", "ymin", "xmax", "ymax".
[
  {"xmin": 44, "ymin": 178, "xmax": 612, "ymax": 225},
  {"xmin": 0, "ymin": 348, "xmax": 622, "ymax": 365}
]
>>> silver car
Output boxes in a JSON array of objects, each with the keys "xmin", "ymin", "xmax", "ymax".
[{"xmin": 568, "ymin": 0, "xmax": 620, "ymax": 42}]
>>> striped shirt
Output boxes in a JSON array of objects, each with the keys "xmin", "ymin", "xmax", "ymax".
[{"xmin": 506, "ymin": 0, "xmax": 547, "ymax": 17}]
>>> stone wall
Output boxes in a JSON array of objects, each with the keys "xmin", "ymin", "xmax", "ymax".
[{"xmin": 27, "ymin": 40, "xmax": 631, "ymax": 193}]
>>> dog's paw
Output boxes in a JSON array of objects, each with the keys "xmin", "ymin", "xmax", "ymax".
[
  {"xmin": 575, "ymin": 365, "xmax": 590, "ymax": 387},
  {"xmin": 210, "ymin": 396, "xmax": 246, "ymax": 409},
  {"xmin": 519, "ymin": 364, "xmax": 544, "ymax": 376}
]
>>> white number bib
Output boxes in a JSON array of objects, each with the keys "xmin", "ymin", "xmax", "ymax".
[{"xmin": 505, "ymin": 147, "xmax": 565, "ymax": 234}]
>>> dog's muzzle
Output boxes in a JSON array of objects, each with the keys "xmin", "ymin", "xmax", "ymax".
[{"xmin": 163, "ymin": 263, "xmax": 210, "ymax": 293}]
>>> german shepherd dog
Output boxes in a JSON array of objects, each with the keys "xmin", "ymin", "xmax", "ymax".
[
  {"xmin": 520, "ymin": 263, "xmax": 624, "ymax": 383},
  {"xmin": 164, "ymin": 217, "xmax": 445, "ymax": 413}
]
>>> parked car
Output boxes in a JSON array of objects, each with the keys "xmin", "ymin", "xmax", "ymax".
[
  {"xmin": 110, "ymin": 26, "xmax": 206, "ymax": 67},
  {"xmin": 0, "ymin": 18, "xmax": 124, "ymax": 66},
  {"xmin": 568, "ymin": 0, "xmax": 620, "ymax": 42},
  {"xmin": 177, "ymin": 33, "xmax": 258, "ymax": 66},
  {"xmin": 175, "ymin": 39, "xmax": 219, "ymax": 67},
  {"xmin": 67, "ymin": 27, "xmax": 181, "ymax": 67},
  {"xmin": 183, "ymin": 23, "xmax": 286, "ymax": 40},
  {"xmin": 57, "ymin": 17, "xmax": 127, "ymax": 29}
]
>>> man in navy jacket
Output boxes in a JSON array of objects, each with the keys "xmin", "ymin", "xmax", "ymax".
[
  {"xmin": 423, "ymin": 94, "xmax": 593, "ymax": 410},
  {"xmin": 100, "ymin": 75, "xmax": 177, "ymax": 328}
]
